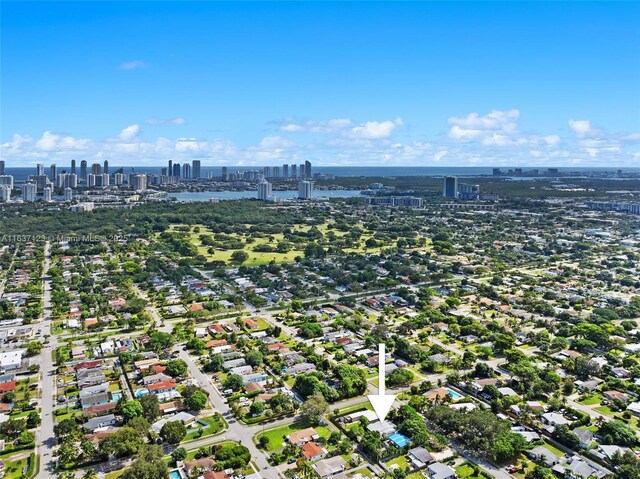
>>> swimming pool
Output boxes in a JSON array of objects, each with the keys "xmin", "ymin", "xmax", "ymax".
[
  {"xmin": 112, "ymin": 391, "xmax": 122, "ymax": 402},
  {"xmin": 169, "ymin": 470, "xmax": 182, "ymax": 479},
  {"xmin": 446, "ymin": 387, "xmax": 463, "ymax": 400},
  {"xmin": 135, "ymin": 388, "xmax": 149, "ymax": 398}
]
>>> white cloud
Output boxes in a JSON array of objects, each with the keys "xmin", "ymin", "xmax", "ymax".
[
  {"xmin": 257, "ymin": 136, "xmax": 295, "ymax": 149},
  {"xmin": 117, "ymin": 125, "xmax": 140, "ymax": 141},
  {"xmin": 145, "ymin": 117, "xmax": 186, "ymax": 126},
  {"xmin": 278, "ymin": 118, "xmax": 353, "ymax": 134},
  {"xmin": 568, "ymin": 119, "xmax": 593, "ymax": 137},
  {"xmin": 349, "ymin": 118, "xmax": 403, "ymax": 139},
  {"xmin": 119, "ymin": 60, "xmax": 148, "ymax": 70},
  {"xmin": 35, "ymin": 131, "xmax": 91, "ymax": 152},
  {"xmin": 2, "ymin": 112, "xmax": 638, "ymax": 167},
  {"xmin": 448, "ymin": 109, "xmax": 520, "ymax": 141},
  {"xmin": 433, "ymin": 150, "xmax": 448, "ymax": 162}
]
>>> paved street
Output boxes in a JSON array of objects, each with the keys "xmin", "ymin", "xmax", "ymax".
[{"xmin": 35, "ymin": 242, "xmax": 59, "ymax": 479}]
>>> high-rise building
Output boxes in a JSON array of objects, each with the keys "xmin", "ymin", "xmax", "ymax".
[
  {"xmin": 273, "ymin": 166, "xmax": 280, "ymax": 178},
  {"xmin": 263, "ymin": 166, "xmax": 271, "ymax": 179},
  {"xmin": 168, "ymin": 160, "xmax": 173, "ymax": 177},
  {"xmin": 291, "ymin": 164, "xmax": 297, "ymax": 178},
  {"xmin": 88, "ymin": 174, "xmax": 97, "ymax": 188},
  {"xmin": 182, "ymin": 163, "xmax": 191, "ymax": 179},
  {"xmin": 0, "ymin": 160, "xmax": 5, "ymax": 176},
  {"xmin": 67, "ymin": 174, "xmax": 78, "ymax": 188},
  {"xmin": 443, "ymin": 176, "xmax": 458, "ymax": 199},
  {"xmin": 71, "ymin": 159, "xmax": 76, "ymax": 175},
  {"xmin": 91, "ymin": 163, "xmax": 101, "ymax": 175},
  {"xmin": 30, "ymin": 175, "xmax": 50, "ymax": 192},
  {"xmin": 50, "ymin": 164, "xmax": 57, "ymax": 181},
  {"xmin": 103, "ymin": 160, "xmax": 109, "ymax": 175},
  {"xmin": 43, "ymin": 187, "xmax": 52, "ymax": 202},
  {"xmin": 64, "ymin": 187, "xmax": 73, "ymax": 202},
  {"xmin": 56, "ymin": 173, "xmax": 67, "ymax": 188},
  {"xmin": 172, "ymin": 163, "xmax": 181, "ymax": 178},
  {"xmin": 257, "ymin": 178, "xmax": 272, "ymax": 200},
  {"xmin": 492, "ymin": 168, "xmax": 501, "ymax": 176},
  {"xmin": 299, "ymin": 163, "xmax": 305, "ymax": 178},
  {"xmin": 192, "ymin": 160, "xmax": 201, "ymax": 179},
  {"xmin": 305, "ymin": 160, "xmax": 312, "ymax": 178},
  {"xmin": 221, "ymin": 166, "xmax": 228, "ymax": 181},
  {"xmin": 23, "ymin": 182, "xmax": 37, "ymax": 202},
  {"xmin": 282, "ymin": 164, "xmax": 289, "ymax": 179},
  {"xmin": 37, "ymin": 164, "xmax": 45, "ymax": 176},
  {"xmin": 0, "ymin": 185, "xmax": 10, "ymax": 202},
  {"xmin": 132, "ymin": 174, "xmax": 147, "ymax": 191},
  {"xmin": 298, "ymin": 180, "xmax": 314, "ymax": 199},
  {"xmin": 459, "ymin": 183, "xmax": 480, "ymax": 201},
  {"xmin": 114, "ymin": 173, "xmax": 125, "ymax": 186},
  {"xmin": 80, "ymin": 160, "xmax": 87, "ymax": 180},
  {"xmin": 0, "ymin": 175, "xmax": 14, "ymax": 190},
  {"xmin": 102, "ymin": 173, "xmax": 110, "ymax": 187}
]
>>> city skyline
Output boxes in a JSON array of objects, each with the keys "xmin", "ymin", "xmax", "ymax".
[{"xmin": 2, "ymin": 1, "xmax": 639, "ymax": 167}]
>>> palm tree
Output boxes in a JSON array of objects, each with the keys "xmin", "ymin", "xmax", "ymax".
[{"xmin": 297, "ymin": 459, "xmax": 313, "ymax": 479}]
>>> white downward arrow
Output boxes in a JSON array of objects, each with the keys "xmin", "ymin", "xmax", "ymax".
[{"xmin": 367, "ymin": 343, "xmax": 396, "ymax": 422}]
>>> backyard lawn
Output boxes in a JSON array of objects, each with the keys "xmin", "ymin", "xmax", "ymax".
[
  {"xmin": 456, "ymin": 463, "xmax": 486, "ymax": 479},
  {"xmin": 255, "ymin": 421, "xmax": 332, "ymax": 452},
  {"xmin": 184, "ymin": 414, "xmax": 226, "ymax": 441}
]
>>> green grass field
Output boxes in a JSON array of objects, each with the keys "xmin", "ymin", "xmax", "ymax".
[
  {"xmin": 166, "ymin": 223, "xmax": 419, "ymax": 266},
  {"xmin": 456, "ymin": 463, "xmax": 485, "ymax": 479},
  {"xmin": 578, "ymin": 394, "xmax": 602, "ymax": 406},
  {"xmin": 184, "ymin": 414, "xmax": 226, "ymax": 441},
  {"xmin": 255, "ymin": 421, "xmax": 332, "ymax": 452}
]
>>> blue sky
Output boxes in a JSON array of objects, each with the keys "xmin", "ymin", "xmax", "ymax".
[{"xmin": 2, "ymin": 1, "xmax": 639, "ymax": 167}]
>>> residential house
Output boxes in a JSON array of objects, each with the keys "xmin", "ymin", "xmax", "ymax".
[
  {"xmin": 301, "ymin": 442, "xmax": 327, "ymax": 461},
  {"xmin": 426, "ymin": 462, "xmax": 456, "ymax": 479}
]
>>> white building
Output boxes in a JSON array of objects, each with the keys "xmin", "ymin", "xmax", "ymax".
[
  {"xmin": 23, "ymin": 182, "xmax": 37, "ymax": 202},
  {"xmin": 114, "ymin": 173, "xmax": 125, "ymax": 186},
  {"xmin": 298, "ymin": 180, "xmax": 314, "ymax": 199},
  {"xmin": 64, "ymin": 187, "xmax": 73, "ymax": 202},
  {"xmin": 0, "ymin": 175, "xmax": 14, "ymax": 190},
  {"xmin": 0, "ymin": 350, "xmax": 23, "ymax": 371},
  {"xmin": 257, "ymin": 178, "xmax": 272, "ymax": 200},
  {"xmin": 0, "ymin": 185, "xmax": 10, "ymax": 203},
  {"xmin": 70, "ymin": 202, "xmax": 95, "ymax": 212},
  {"xmin": 43, "ymin": 187, "xmax": 52, "ymax": 202},
  {"xmin": 132, "ymin": 174, "xmax": 147, "ymax": 191}
]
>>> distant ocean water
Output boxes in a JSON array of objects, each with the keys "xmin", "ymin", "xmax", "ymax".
[{"xmin": 4, "ymin": 166, "xmax": 639, "ymax": 182}]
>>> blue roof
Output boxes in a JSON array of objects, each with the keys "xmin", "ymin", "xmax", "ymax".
[{"xmin": 389, "ymin": 433, "xmax": 411, "ymax": 448}]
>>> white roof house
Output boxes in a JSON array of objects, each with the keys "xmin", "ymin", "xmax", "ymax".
[{"xmin": 0, "ymin": 350, "xmax": 23, "ymax": 371}]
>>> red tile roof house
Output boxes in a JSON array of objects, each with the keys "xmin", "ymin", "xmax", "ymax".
[
  {"xmin": 203, "ymin": 472, "xmax": 229, "ymax": 479},
  {"xmin": 109, "ymin": 297, "xmax": 127, "ymax": 310},
  {"xmin": 287, "ymin": 427, "xmax": 319, "ymax": 446},
  {"xmin": 206, "ymin": 339, "xmax": 228, "ymax": 349},
  {"xmin": 185, "ymin": 458, "xmax": 216, "ymax": 475},
  {"xmin": 302, "ymin": 442, "xmax": 327, "ymax": 461},
  {"xmin": 189, "ymin": 303, "xmax": 204, "ymax": 313},
  {"xmin": 83, "ymin": 402, "xmax": 117, "ymax": 418},
  {"xmin": 151, "ymin": 364, "xmax": 167, "ymax": 374},
  {"xmin": 208, "ymin": 324, "xmax": 225, "ymax": 334},
  {"xmin": 365, "ymin": 298, "xmax": 381, "ymax": 309},
  {"xmin": 148, "ymin": 380, "xmax": 177, "ymax": 395},
  {"xmin": 0, "ymin": 380, "xmax": 17, "ymax": 400},
  {"xmin": 267, "ymin": 343, "xmax": 287, "ymax": 352},
  {"xmin": 245, "ymin": 319, "xmax": 259, "ymax": 329},
  {"xmin": 75, "ymin": 360, "xmax": 103, "ymax": 370}
]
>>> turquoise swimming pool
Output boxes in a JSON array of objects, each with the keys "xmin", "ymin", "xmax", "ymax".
[{"xmin": 446, "ymin": 387, "xmax": 463, "ymax": 400}]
